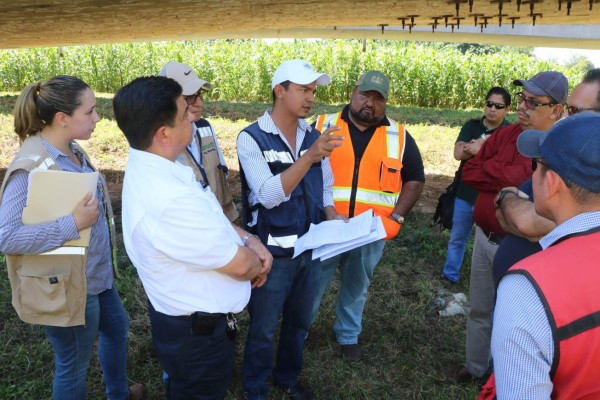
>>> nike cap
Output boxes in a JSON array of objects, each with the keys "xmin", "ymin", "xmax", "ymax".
[{"xmin": 158, "ymin": 62, "xmax": 211, "ymax": 95}]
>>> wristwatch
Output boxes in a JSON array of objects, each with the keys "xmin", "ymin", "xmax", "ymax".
[
  {"xmin": 242, "ymin": 233, "xmax": 259, "ymax": 246},
  {"xmin": 391, "ymin": 213, "xmax": 405, "ymax": 224},
  {"xmin": 495, "ymin": 189, "xmax": 518, "ymax": 208}
]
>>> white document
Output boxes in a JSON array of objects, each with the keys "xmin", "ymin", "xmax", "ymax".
[
  {"xmin": 22, "ymin": 169, "xmax": 99, "ymax": 247},
  {"xmin": 313, "ymin": 216, "xmax": 386, "ymax": 261},
  {"xmin": 292, "ymin": 210, "xmax": 374, "ymax": 258}
]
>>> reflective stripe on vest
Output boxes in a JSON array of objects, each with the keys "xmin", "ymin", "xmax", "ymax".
[
  {"xmin": 196, "ymin": 125, "xmax": 214, "ymax": 138},
  {"xmin": 262, "ymin": 150, "xmax": 294, "ymax": 164},
  {"xmin": 316, "ymin": 113, "xmax": 341, "ymax": 132},
  {"xmin": 386, "ymin": 124, "xmax": 402, "ymax": 159},
  {"xmin": 332, "ymin": 187, "xmax": 398, "ymax": 208},
  {"xmin": 267, "ymin": 233, "xmax": 298, "ymax": 249}
]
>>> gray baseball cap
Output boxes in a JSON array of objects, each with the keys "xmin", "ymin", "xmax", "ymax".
[{"xmin": 513, "ymin": 71, "xmax": 568, "ymax": 104}]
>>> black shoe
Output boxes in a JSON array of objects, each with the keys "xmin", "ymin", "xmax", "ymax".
[
  {"xmin": 444, "ymin": 364, "xmax": 489, "ymax": 384},
  {"xmin": 341, "ymin": 343, "xmax": 361, "ymax": 362},
  {"xmin": 275, "ymin": 383, "xmax": 315, "ymax": 400}
]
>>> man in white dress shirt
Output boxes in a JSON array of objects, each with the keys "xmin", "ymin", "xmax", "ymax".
[{"xmin": 114, "ymin": 76, "xmax": 272, "ymax": 399}]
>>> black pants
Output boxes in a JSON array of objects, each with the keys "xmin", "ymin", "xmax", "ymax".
[{"xmin": 148, "ymin": 302, "xmax": 235, "ymax": 400}]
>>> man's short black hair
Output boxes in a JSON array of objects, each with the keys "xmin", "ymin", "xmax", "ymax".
[
  {"xmin": 582, "ymin": 68, "xmax": 600, "ymax": 105},
  {"xmin": 113, "ymin": 76, "xmax": 182, "ymax": 150},
  {"xmin": 271, "ymin": 80, "xmax": 291, "ymax": 105},
  {"xmin": 486, "ymin": 86, "xmax": 511, "ymax": 106}
]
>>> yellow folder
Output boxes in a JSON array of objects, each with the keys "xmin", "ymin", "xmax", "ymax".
[{"xmin": 22, "ymin": 170, "xmax": 99, "ymax": 247}]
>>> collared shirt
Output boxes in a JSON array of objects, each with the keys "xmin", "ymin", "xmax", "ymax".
[
  {"xmin": 121, "ymin": 148, "xmax": 249, "ymax": 316},
  {"xmin": 492, "ymin": 211, "xmax": 600, "ymax": 399},
  {"xmin": 237, "ymin": 109, "xmax": 334, "ymax": 212},
  {"xmin": 0, "ymin": 137, "xmax": 113, "ymax": 295}
]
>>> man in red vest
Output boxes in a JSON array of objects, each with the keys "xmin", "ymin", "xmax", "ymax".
[
  {"xmin": 312, "ymin": 71, "xmax": 425, "ymax": 362},
  {"xmin": 481, "ymin": 113, "xmax": 600, "ymax": 399}
]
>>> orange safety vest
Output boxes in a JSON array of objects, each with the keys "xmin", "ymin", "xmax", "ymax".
[
  {"xmin": 315, "ymin": 112, "xmax": 406, "ymax": 240},
  {"xmin": 479, "ymin": 229, "xmax": 600, "ymax": 400}
]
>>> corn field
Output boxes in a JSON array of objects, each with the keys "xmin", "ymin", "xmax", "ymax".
[{"xmin": 0, "ymin": 39, "xmax": 587, "ymax": 109}]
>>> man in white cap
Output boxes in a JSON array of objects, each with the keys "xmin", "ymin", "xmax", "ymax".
[
  {"xmin": 159, "ymin": 61, "xmax": 239, "ymax": 221},
  {"xmin": 237, "ymin": 59, "xmax": 344, "ymax": 400}
]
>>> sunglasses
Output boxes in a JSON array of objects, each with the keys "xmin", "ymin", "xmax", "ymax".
[
  {"xmin": 514, "ymin": 92, "xmax": 557, "ymax": 111},
  {"xmin": 565, "ymin": 104, "xmax": 600, "ymax": 115},
  {"xmin": 184, "ymin": 88, "xmax": 209, "ymax": 105},
  {"xmin": 485, "ymin": 100, "xmax": 507, "ymax": 110}
]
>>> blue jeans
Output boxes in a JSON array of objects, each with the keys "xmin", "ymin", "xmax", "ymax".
[
  {"xmin": 311, "ymin": 240, "xmax": 386, "ymax": 345},
  {"xmin": 442, "ymin": 197, "xmax": 474, "ymax": 282},
  {"xmin": 148, "ymin": 302, "xmax": 235, "ymax": 400},
  {"xmin": 243, "ymin": 252, "xmax": 320, "ymax": 399},
  {"xmin": 45, "ymin": 287, "xmax": 130, "ymax": 400}
]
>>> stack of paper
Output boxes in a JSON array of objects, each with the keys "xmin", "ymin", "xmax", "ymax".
[
  {"xmin": 293, "ymin": 210, "xmax": 387, "ymax": 261},
  {"xmin": 22, "ymin": 170, "xmax": 99, "ymax": 247}
]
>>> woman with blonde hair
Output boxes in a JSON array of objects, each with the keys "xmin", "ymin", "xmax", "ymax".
[{"xmin": 0, "ymin": 75, "xmax": 144, "ymax": 399}]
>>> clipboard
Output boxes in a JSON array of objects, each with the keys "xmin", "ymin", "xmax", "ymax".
[{"xmin": 22, "ymin": 170, "xmax": 99, "ymax": 247}]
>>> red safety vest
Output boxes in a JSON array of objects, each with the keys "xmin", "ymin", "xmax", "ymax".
[{"xmin": 479, "ymin": 230, "xmax": 600, "ymax": 400}]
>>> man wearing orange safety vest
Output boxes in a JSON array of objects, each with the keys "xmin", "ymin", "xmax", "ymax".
[{"xmin": 311, "ymin": 71, "xmax": 425, "ymax": 362}]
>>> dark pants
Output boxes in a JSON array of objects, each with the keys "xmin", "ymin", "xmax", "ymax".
[
  {"xmin": 242, "ymin": 252, "xmax": 320, "ymax": 399},
  {"xmin": 148, "ymin": 302, "xmax": 235, "ymax": 400}
]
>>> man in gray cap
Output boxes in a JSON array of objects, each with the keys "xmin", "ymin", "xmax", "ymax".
[
  {"xmin": 311, "ymin": 71, "xmax": 425, "ymax": 362},
  {"xmin": 159, "ymin": 61, "xmax": 239, "ymax": 222},
  {"xmin": 448, "ymin": 71, "xmax": 567, "ymax": 383},
  {"xmin": 482, "ymin": 113, "xmax": 600, "ymax": 399}
]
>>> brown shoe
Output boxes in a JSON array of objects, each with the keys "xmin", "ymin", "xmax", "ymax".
[{"xmin": 128, "ymin": 383, "xmax": 146, "ymax": 400}]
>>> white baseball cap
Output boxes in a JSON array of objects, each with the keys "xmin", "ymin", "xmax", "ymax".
[
  {"xmin": 271, "ymin": 59, "xmax": 331, "ymax": 89},
  {"xmin": 158, "ymin": 62, "xmax": 212, "ymax": 96}
]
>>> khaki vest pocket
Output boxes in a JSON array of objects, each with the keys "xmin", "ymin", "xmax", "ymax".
[
  {"xmin": 10, "ymin": 252, "xmax": 87, "ymax": 327},
  {"xmin": 18, "ymin": 267, "xmax": 71, "ymax": 321}
]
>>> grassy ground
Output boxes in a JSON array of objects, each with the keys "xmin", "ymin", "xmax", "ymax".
[{"xmin": 0, "ymin": 94, "xmax": 516, "ymax": 399}]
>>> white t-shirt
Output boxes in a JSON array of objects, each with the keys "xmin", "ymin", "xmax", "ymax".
[{"xmin": 122, "ymin": 148, "xmax": 250, "ymax": 316}]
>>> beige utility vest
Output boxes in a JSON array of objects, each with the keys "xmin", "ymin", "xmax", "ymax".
[
  {"xmin": 179, "ymin": 122, "xmax": 239, "ymax": 222},
  {"xmin": 0, "ymin": 135, "xmax": 117, "ymax": 327}
]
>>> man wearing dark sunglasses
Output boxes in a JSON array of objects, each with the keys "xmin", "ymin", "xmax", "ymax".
[
  {"xmin": 447, "ymin": 71, "xmax": 568, "ymax": 384},
  {"xmin": 159, "ymin": 62, "xmax": 239, "ymax": 222},
  {"xmin": 441, "ymin": 87, "xmax": 510, "ymax": 284},
  {"xmin": 493, "ymin": 69, "xmax": 600, "ymax": 282}
]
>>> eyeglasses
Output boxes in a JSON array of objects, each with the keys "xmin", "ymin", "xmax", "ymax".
[
  {"xmin": 514, "ymin": 92, "xmax": 557, "ymax": 111},
  {"xmin": 184, "ymin": 88, "xmax": 209, "ymax": 105},
  {"xmin": 485, "ymin": 100, "xmax": 507, "ymax": 110},
  {"xmin": 565, "ymin": 104, "xmax": 600, "ymax": 115}
]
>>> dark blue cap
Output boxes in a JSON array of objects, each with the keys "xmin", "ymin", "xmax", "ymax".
[{"xmin": 517, "ymin": 113, "xmax": 600, "ymax": 193}]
